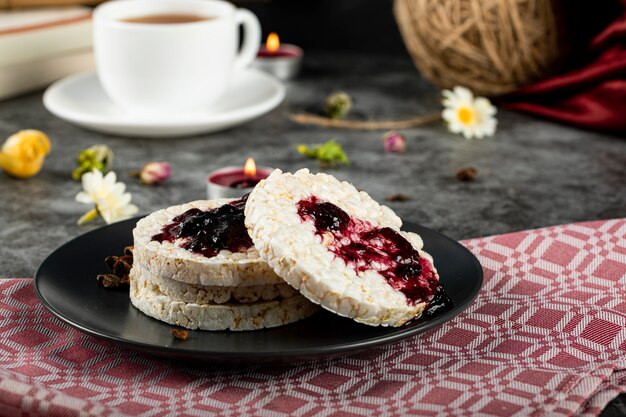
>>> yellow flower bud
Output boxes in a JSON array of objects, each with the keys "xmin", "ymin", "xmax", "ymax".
[{"xmin": 0, "ymin": 130, "xmax": 51, "ymax": 179}]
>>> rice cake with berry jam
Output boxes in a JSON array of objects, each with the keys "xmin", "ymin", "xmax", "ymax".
[
  {"xmin": 132, "ymin": 198, "xmax": 285, "ymax": 287},
  {"xmin": 129, "ymin": 266, "xmax": 318, "ymax": 331},
  {"xmin": 245, "ymin": 169, "xmax": 450, "ymax": 327}
]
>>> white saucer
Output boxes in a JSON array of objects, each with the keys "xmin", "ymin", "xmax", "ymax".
[{"xmin": 43, "ymin": 69, "xmax": 285, "ymax": 138}]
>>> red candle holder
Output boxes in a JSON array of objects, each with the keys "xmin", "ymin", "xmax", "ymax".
[
  {"xmin": 253, "ymin": 32, "xmax": 303, "ymax": 80},
  {"xmin": 206, "ymin": 161, "xmax": 273, "ymax": 199}
]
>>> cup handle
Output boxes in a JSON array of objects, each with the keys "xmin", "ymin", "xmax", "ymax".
[{"xmin": 233, "ymin": 9, "xmax": 261, "ymax": 71}]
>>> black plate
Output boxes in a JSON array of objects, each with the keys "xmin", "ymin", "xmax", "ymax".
[{"xmin": 35, "ymin": 217, "xmax": 482, "ymax": 364}]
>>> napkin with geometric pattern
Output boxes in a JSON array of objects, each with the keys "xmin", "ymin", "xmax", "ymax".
[{"xmin": 0, "ymin": 218, "xmax": 624, "ymax": 417}]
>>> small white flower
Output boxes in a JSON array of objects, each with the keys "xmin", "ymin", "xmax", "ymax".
[
  {"xmin": 442, "ymin": 86, "xmax": 497, "ymax": 139},
  {"xmin": 75, "ymin": 169, "xmax": 138, "ymax": 225}
]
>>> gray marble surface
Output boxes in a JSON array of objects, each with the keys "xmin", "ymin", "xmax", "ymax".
[{"xmin": 0, "ymin": 52, "xmax": 624, "ymax": 278}]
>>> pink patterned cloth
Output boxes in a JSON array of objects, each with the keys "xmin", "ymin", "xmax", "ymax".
[{"xmin": 1, "ymin": 219, "xmax": 626, "ymax": 417}]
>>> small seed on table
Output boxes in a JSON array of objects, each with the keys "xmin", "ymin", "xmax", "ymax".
[
  {"xmin": 386, "ymin": 194, "xmax": 411, "ymax": 202},
  {"xmin": 456, "ymin": 167, "xmax": 478, "ymax": 182}
]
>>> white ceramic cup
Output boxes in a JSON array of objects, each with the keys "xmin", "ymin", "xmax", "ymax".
[{"xmin": 93, "ymin": 0, "xmax": 261, "ymax": 116}]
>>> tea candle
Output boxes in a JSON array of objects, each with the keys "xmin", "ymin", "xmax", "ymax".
[
  {"xmin": 206, "ymin": 158, "xmax": 272, "ymax": 199},
  {"xmin": 253, "ymin": 32, "xmax": 303, "ymax": 80}
]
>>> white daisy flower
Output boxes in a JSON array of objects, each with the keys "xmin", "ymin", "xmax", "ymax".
[
  {"xmin": 76, "ymin": 169, "xmax": 138, "ymax": 225},
  {"xmin": 442, "ymin": 86, "xmax": 497, "ymax": 139}
]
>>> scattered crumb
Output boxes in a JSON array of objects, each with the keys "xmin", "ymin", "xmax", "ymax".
[
  {"xmin": 171, "ymin": 328, "xmax": 189, "ymax": 341},
  {"xmin": 386, "ymin": 194, "xmax": 411, "ymax": 202},
  {"xmin": 456, "ymin": 167, "xmax": 478, "ymax": 182}
]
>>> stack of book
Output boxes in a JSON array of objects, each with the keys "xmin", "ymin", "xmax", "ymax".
[{"xmin": 0, "ymin": 6, "xmax": 93, "ymax": 100}]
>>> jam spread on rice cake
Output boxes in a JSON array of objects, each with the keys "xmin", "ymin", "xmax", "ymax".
[
  {"xmin": 152, "ymin": 195, "xmax": 252, "ymax": 257},
  {"xmin": 297, "ymin": 196, "xmax": 441, "ymax": 307}
]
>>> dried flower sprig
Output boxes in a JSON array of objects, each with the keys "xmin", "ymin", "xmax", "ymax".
[
  {"xmin": 297, "ymin": 140, "xmax": 349, "ymax": 168},
  {"xmin": 72, "ymin": 144, "xmax": 113, "ymax": 180},
  {"xmin": 76, "ymin": 169, "xmax": 138, "ymax": 225},
  {"xmin": 325, "ymin": 91, "xmax": 353, "ymax": 120},
  {"xmin": 290, "ymin": 86, "xmax": 498, "ymax": 140}
]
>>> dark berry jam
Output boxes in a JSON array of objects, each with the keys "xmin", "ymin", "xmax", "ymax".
[
  {"xmin": 423, "ymin": 286, "xmax": 453, "ymax": 318},
  {"xmin": 297, "ymin": 196, "xmax": 452, "ymax": 311},
  {"xmin": 297, "ymin": 199, "xmax": 350, "ymax": 232},
  {"xmin": 151, "ymin": 195, "xmax": 252, "ymax": 258}
]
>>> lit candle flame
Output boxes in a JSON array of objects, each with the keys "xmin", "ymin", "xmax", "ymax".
[
  {"xmin": 266, "ymin": 32, "xmax": 280, "ymax": 53},
  {"xmin": 244, "ymin": 157, "xmax": 257, "ymax": 177}
]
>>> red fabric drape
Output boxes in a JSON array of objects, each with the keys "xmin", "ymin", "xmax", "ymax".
[{"xmin": 502, "ymin": 1, "xmax": 626, "ymax": 135}]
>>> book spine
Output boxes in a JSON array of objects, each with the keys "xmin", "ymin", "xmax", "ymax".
[
  {"xmin": 0, "ymin": 49, "xmax": 94, "ymax": 100},
  {"xmin": 0, "ymin": 20, "xmax": 92, "ymax": 68},
  {"xmin": 0, "ymin": 0, "xmax": 103, "ymax": 8}
]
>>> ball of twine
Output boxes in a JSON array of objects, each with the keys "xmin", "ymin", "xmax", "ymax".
[{"xmin": 394, "ymin": 0, "xmax": 562, "ymax": 97}]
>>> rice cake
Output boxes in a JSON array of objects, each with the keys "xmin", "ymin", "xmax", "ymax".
[
  {"xmin": 245, "ymin": 169, "xmax": 442, "ymax": 327},
  {"xmin": 133, "ymin": 199, "xmax": 284, "ymax": 287},
  {"xmin": 130, "ymin": 266, "xmax": 318, "ymax": 331},
  {"xmin": 133, "ymin": 264, "xmax": 298, "ymax": 304}
]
